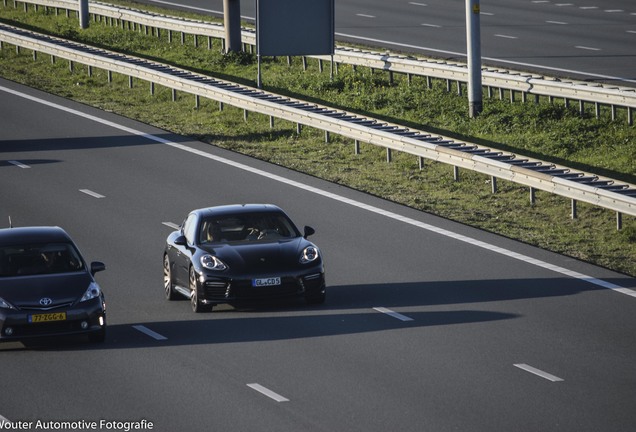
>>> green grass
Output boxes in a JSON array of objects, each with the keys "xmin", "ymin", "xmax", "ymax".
[{"xmin": 1, "ymin": 2, "xmax": 635, "ymax": 276}]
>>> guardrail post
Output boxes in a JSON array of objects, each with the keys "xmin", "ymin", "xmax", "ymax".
[
  {"xmin": 325, "ymin": 131, "xmax": 330, "ymax": 143},
  {"xmin": 128, "ymin": 76, "xmax": 133, "ymax": 88},
  {"xmin": 617, "ymin": 212, "xmax": 623, "ymax": 230},
  {"xmin": 491, "ymin": 176, "xmax": 497, "ymax": 193},
  {"xmin": 628, "ymin": 107, "xmax": 633, "ymax": 126},
  {"xmin": 354, "ymin": 140, "xmax": 360, "ymax": 155},
  {"xmin": 453, "ymin": 166, "xmax": 460, "ymax": 181},
  {"xmin": 243, "ymin": 109, "xmax": 248, "ymax": 121},
  {"xmin": 530, "ymin": 187, "xmax": 535, "ymax": 205},
  {"xmin": 269, "ymin": 116, "xmax": 274, "ymax": 128},
  {"xmin": 150, "ymin": 82, "xmax": 154, "ymax": 95},
  {"xmin": 386, "ymin": 148, "xmax": 392, "ymax": 163},
  {"xmin": 172, "ymin": 88, "xmax": 177, "ymax": 101},
  {"xmin": 419, "ymin": 157, "xmax": 425, "ymax": 170},
  {"xmin": 595, "ymin": 102, "xmax": 601, "ymax": 119},
  {"xmin": 571, "ymin": 199, "xmax": 577, "ymax": 219},
  {"xmin": 195, "ymin": 95, "xmax": 200, "ymax": 109},
  {"xmin": 107, "ymin": 70, "xmax": 112, "ymax": 83},
  {"xmin": 297, "ymin": 123, "xmax": 302, "ymax": 134}
]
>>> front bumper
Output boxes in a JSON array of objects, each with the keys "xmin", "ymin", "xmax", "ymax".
[
  {"xmin": 0, "ymin": 296, "xmax": 106, "ymax": 341},
  {"xmin": 199, "ymin": 270, "xmax": 325, "ymax": 303}
]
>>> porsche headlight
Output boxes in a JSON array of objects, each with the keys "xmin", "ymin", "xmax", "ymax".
[
  {"xmin": 300, "ymin": 246, "xmax": 320, "ymax": 264},
  {"xmin": 80, "ymin": 282, "xmax": 102, "ymax": 302},
  {"xmin": 201, "ymin": 254, "xmax": 228, "ymax": 271},
  {"xmin": 0, "ymin": 297, "xmax": 16, "ymax": 310}
]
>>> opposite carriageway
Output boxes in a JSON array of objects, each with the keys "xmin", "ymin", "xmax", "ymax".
[{"xmin": 1, "ymin": 22, "xmax": 635, "ymax": 226}]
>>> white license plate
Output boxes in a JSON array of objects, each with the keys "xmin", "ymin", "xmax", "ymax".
[{"xmin": 252, "ymin": 277, "xmax": 281, "ymax": 287}]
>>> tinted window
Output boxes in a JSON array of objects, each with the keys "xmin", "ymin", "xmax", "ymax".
[
  {"xmin": 199, "ymin": 213, "xmax": 300, "ymax": 244},
  {"xmin": 0, "ymin": 242, "xmax": 85, "ymax": 277}
]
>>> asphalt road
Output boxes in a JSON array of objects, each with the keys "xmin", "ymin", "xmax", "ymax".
[
  {"xmin": 1, "ymin": 77, "xmax": 636, "ymax": 431},
  {"xmin": 134, "ymin": 0, "xmax": 636, "ymax": 86}
]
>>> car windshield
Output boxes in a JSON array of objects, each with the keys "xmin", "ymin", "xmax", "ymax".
[
  {"xmin": 199, "ymin": 213, "xmax": 300, "ymax": 244},
  {"xmin": 0, "ymin": 242, "xmax": 85, "ymax": 277}
]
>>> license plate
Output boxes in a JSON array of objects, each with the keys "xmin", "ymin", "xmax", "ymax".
[
  {"xmin": 29, "ymin": 312, "xmax": 67, "ymax": 323},
  {"xmin": 252, "ymin": 277, "xmax": 281, "ymax": 287}
]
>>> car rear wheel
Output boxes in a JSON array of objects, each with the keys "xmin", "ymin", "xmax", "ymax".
[
  {"xmin": 190, "ymin": 266, "xmax": 212, "ymax": 313},
  {"xmin": 164, "ymin": 254, "xmax": 179, "ymax": 300}
]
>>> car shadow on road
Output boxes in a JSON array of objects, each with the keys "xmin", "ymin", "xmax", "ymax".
[{"xmin": 7, "ymin": 275, "xmax": 621, "ymax": 351}]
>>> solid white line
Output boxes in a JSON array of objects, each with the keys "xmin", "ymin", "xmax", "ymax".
[
  {"xmin": 514, "ymin": 364, "xmax": 564, "ymax": 382},
  {"xmin": 1, "ymin": 85, "xmax": 634, "ymax": 298},
  {"xmin": 162, "ymin": 222, "xmax": 180, "ymax": 230},
  {"xmin": 247, "ymin": 383, "xmax": 289, "ymax": 402},
  {"xmin": 132, "ymin": 325, "xmax": 168, "ymax": 341},
  {"xmin": 575, "ymin": 46, "xmax": 601, "ymax": 51},
  {"xmin": 373, "ymin": 307, "xmax": 414, "ymax": 322},
  {"xmin": 8, "ymin": 160, "xmax": 30, "ymax": 169},
  {"xmin": 79, "ymin": 189, "xmax": 105, "ymax": 198}
]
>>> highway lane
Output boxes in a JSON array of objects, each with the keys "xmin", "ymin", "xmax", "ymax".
[
  {"xmin": 134, "ymin": 0, "xmax": 636, "ymax": 85},
  {"xmin": 1, "ymin": 77, "xmax": 636, "ymax": 431}
]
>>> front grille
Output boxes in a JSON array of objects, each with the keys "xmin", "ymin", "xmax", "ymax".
[
  {"xmin": 19, "ymin": 302, "xmax": 74, "ymax": 311},
  {"xmin": 204, "ymin": 281, "xmax": 231, "ymax": 299}
]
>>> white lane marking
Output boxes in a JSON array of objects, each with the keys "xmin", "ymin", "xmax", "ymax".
[
  {"xmin": 546, "ymin": 21, "xmax": 568, "ymax": 25},
  {"xmin": 575, "ymin": 46, "xmax": 601, "ymax": 51},
  {"xmin": 8, "ymin": 160, "xmax": 30, "ymax": 168},
  {"xmin": 604, "ymin": 10, "xmax": 624, "ymax": 13},
  {"xmin": 580, "ymin": 6, "xmax": 598, "ymax": 10},
  {"xmin": 409, "ymin": 2, "xmax": 428, "ymax": 6},
  {"xmin": 373, "ymin": 307, "xmax": 414, "ymax": 322},
  {"xmin": 162, "ymin": 222, "xmax": 180, "ymax": 230},
  {"xmin": 2, "ymin": 85, "xmax": 634, "ymax": 298},
  {"xmin": 514, "ymin": 364, "xmax": 564, "ymax": 382},
  {"xmin": 628, "ymin": 30, "xmax": 636, "ymax": 34},
  {"xmin": 555, "ymin": 3, "xmax": 574, "ymax": 6},
  {"xmin": 132, "ymin": 325, "xmax": 168, "ymax": 341},
  {"xmin": 79, "ymin": 189, "xmax": 105, "ymax": 198},
  {"xmin": 356, "ymin": 14, "xmax": 376, "ymax": 18},
  {"xmin": 421, "ymin": 23, "xmax": 442, "ymax": 28},
  {"xmin": 247, "ymin": 383, "xmax": 290, "ymax": 402},
  {"xmin": 495, "ymin": 34, "xmax": 518, "ymax": 39},
  {"xmin": 332, "ymin": 33, "xmax": 636, "ymax": 85}
]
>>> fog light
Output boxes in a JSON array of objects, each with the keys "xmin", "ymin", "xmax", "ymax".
[
  {"xmin": 80, "ymin": 321, "xmax": 89, "ymax": 330},
  {"xmin": 5, "ymin": 327, "xmax": 13, "ymax": 336},
  {"xmin": 98, "ymin": 316, "xmax": 104, "ymax": 326}
]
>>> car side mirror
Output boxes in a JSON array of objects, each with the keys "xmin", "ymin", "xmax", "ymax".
[
  {"xmin": 174, "ymin": 235, "xmax": 187, "ymax": 246},
  {"xmin": 303, "ymin": 226, "xmax": 315, "ymax": 238},
  {"xmin": 90, "ymin": 261, "xmax": 106, "ymax": 275}
]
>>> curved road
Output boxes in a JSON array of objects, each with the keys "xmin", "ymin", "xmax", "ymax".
[
  {"xmin": 134, "ymin": 0, "xmax": 636, "ymax": 85},
  {"xmin": 1, "ymin": 78, "xmax": 636, "ymax": 431}
]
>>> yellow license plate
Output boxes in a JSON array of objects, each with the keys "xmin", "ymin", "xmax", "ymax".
[{"xmin": 29, "ymin": 312, "xmax": 67, "ymax": 323}]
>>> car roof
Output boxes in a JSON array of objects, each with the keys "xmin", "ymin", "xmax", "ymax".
[
  {"xmin": 0, "ymin": 226, "xmax": 73, "ymax": 246},
  {"xmin": 191, "ymin": 204, "xmax": 286, "ymax": 218}
]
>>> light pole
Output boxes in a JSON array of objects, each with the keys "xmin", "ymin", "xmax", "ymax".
[{"xmin": 466, "ymin": 0, "xmax": 482, "ymax": 117}]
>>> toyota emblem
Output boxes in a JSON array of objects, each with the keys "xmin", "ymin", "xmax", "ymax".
[{"xmin": 39, "ymin": 297, "xmax": 53, "ymax": 306}]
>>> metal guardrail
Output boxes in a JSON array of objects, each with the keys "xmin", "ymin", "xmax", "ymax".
[
  {"xmin": 1, "ymin": 22, "xmax": 635, "ymax": 221},
  {"xmin": 9, "ymin": 0, "xmax": 636, "ymax": 124}
]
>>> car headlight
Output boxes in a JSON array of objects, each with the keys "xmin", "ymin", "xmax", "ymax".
[
  {"xmin": 300, "ymin": 246, "xmax": 320, "ymax": 264},
  {"xmin": 80, "ymin": 282, "xmax": 102, "ymax": 302},
  {"xmin": 0, "ymin": 297, "xmax": 16, "ymax": 310},
  {"xmin": 201, "ymin": 254, "xmax": 228, "ymax": 271}
]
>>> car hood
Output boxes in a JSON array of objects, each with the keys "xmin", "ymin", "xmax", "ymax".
[
  {"xmin": 0, "ymin": 272, "xmax": 93, "ymax": 309},
  {"xmin": 204, "ymin": 238, "xmax": 311, "ymax": 272}
]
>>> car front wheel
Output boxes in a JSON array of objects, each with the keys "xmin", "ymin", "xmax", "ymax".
[{"xmin": 190, "ymin": 266, "xmax": 212, "ymax": 313}]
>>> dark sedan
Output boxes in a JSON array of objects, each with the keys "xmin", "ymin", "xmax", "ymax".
[
  {"xmin": 0, "ymin": 226, "xmax": 106, "ymax": 343},
  {"xmin": 164, "ymin": 204, "xmax": 326, "ymax": 312}
]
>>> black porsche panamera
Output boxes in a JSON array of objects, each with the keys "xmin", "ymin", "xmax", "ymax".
[
  {"xmin": 0, "ymin": 226, "xmax": 107, "ymax": 343},
  {"xmin": 164, "ymin": 204, "xmax": 326, "ymax": 312}
]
